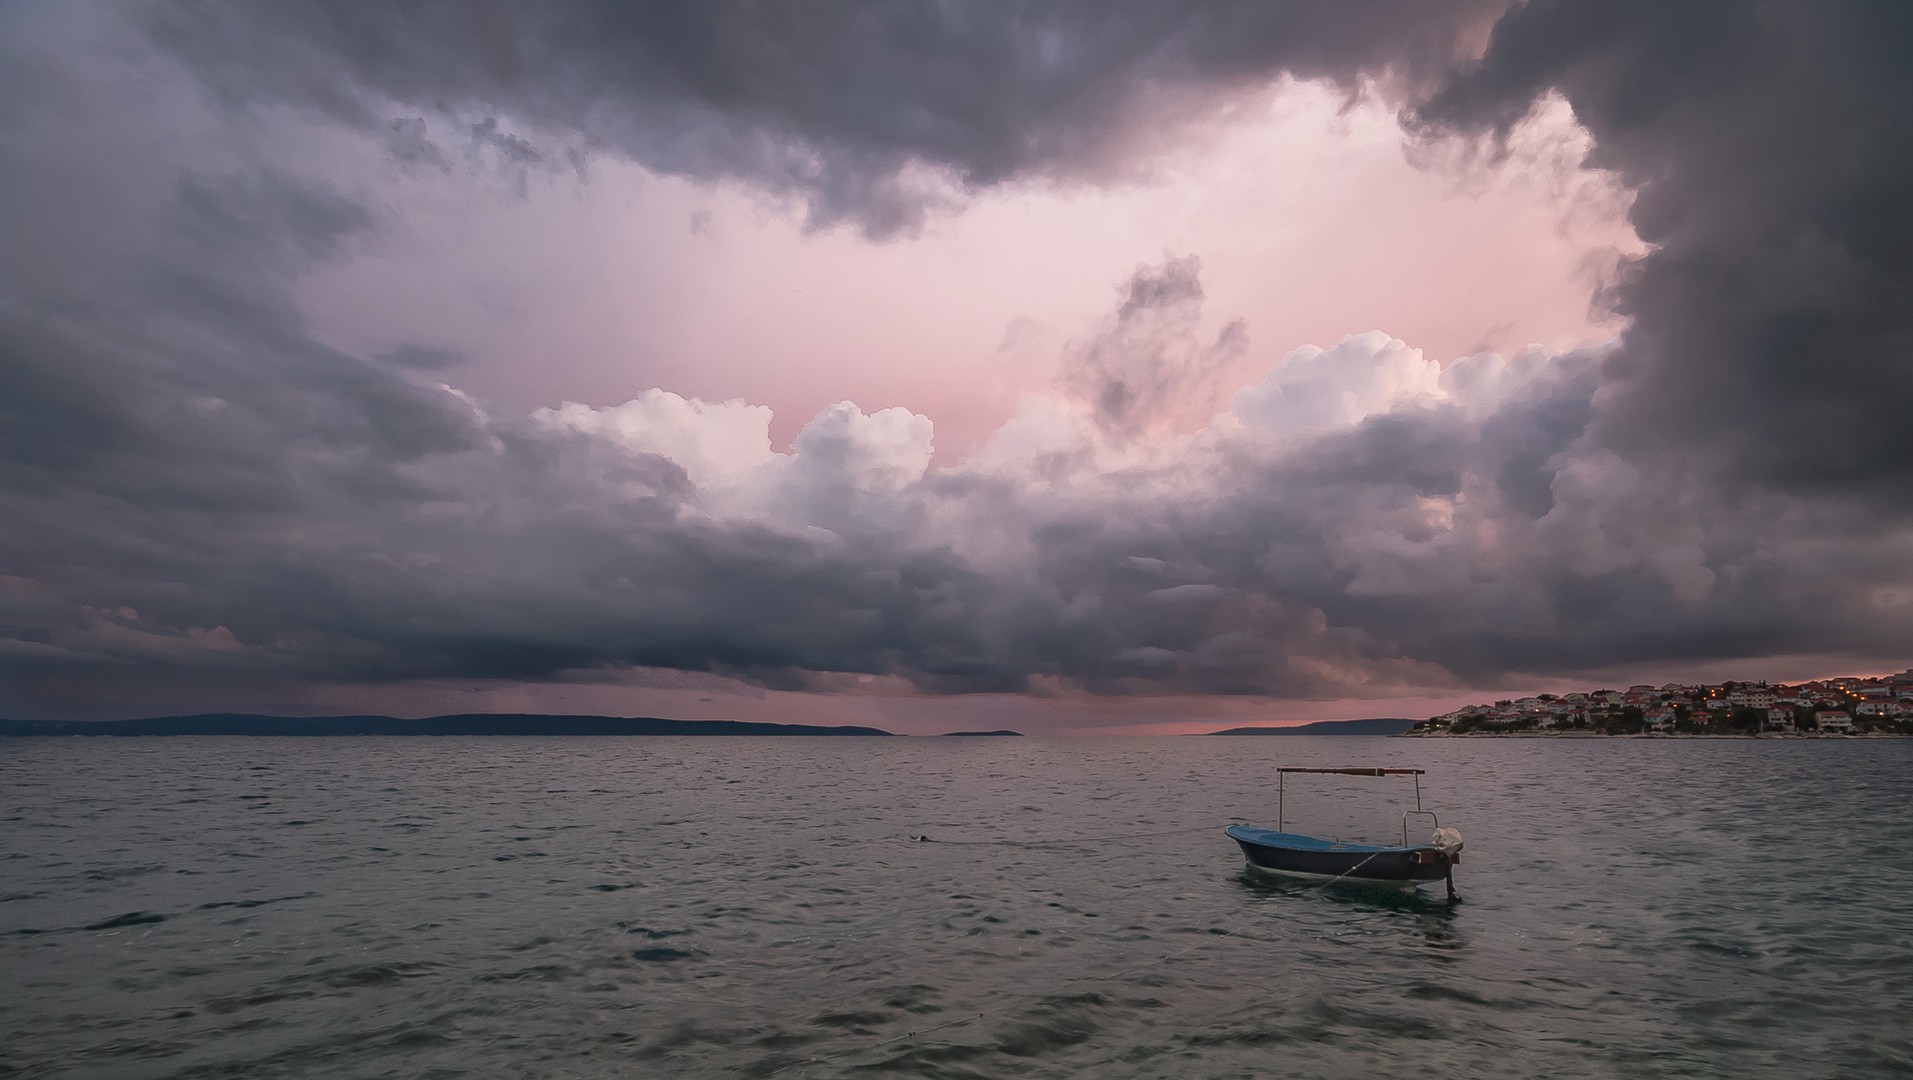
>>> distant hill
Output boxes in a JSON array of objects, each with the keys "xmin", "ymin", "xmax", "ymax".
[
  {"xmin": 0, "ymin": 713, "xmax": 898, "ymax": 737},
  {"xmin": 940, "ymin": 729, "xmax": 1024, "ymax": 736},
  {"xmin": 1204, "ymin": 718, "xmax": 1416, "ymax": 736}
]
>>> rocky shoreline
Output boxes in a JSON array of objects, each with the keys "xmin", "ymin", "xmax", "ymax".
[{"xmin": 1399, "ymin": 729, "xmax": 1909, "ymax": 738}]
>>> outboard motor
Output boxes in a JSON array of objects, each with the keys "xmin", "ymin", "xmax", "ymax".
[{"xmin": 1430, "ymin": 827, "xmax": 1464, "ymax": 901}]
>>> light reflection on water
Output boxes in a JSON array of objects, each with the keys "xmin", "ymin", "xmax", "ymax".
[{"xmin": 2, "ymin": 735, "xmax": 1909, "ymax": 1078}]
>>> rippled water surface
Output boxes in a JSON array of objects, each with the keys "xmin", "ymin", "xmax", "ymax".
[{"xmin": 3, "ymin": 735, "xmax": 1911, "ymax": 1078}]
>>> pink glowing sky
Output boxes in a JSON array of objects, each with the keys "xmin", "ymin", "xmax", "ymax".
[
  {"xmin": 269, "ymin": 82, "xmax": 1657, "ymax": 732},
  {"xmin": 299, "ymin": 83, "xmax": 1640, "ymax": 464}
]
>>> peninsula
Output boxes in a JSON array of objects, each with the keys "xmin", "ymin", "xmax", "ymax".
[{"xmin": 1206, "ymin": 718, "xmax": 1415, "ymax": 736}]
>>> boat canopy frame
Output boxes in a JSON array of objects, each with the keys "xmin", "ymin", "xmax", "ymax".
[{"xmin": 1275, "ymin": 767, "xmax": 1437, "ymax": 845}]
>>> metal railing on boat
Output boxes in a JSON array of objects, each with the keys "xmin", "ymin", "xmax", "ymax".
[{"xmin": 1275, "ymin": 767, "xmax": 1428, "ymax": 838}]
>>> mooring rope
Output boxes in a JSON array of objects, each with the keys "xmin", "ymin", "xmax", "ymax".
[
  {"xmin": 1075, "ymin": 844, "xmax": 1395, "ymax": 982},
  {"xmin": 762, "ymin": 1011, "xmax": 990, "ymax": 1077},
  {"xmin": 871, "ymin": 1010, "xmax": 989, "ymax": 1047},
  {"xmin": 903, "ymin": 822, "xmax": 1234, "ymax": 847},
  {"xmin": 751, "ymin": 833, "xmax": 1433, "ymax": 1078}
]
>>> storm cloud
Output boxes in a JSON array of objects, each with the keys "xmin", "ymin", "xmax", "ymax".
[
  {"xmin": 2, "ymin": 2, "xmax": 1910, "ymax": 720},
  {"xmin": 142, "ymin": 0, "xmax": 1509, "ymax": 236},
  {"xmin": 1416, "ymin": 0, "xmax": 1913, "ymax": 498}
]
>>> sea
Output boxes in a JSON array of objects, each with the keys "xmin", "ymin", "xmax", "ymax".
[{"xmin": 2, "ymin": 735, "xmax": 1910, "ymax": 1079}]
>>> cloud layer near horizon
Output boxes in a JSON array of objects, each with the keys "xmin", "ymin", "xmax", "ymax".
[
  {"xmin": 3, "ymin": 1, "xmax": 1911, "ymax": 719},
  {"xmin": 7, "ymin": 240, "xmax": 1906, "ymax": 713}
]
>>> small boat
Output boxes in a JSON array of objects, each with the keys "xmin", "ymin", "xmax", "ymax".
[{"xmin": 1226, "ymin": 767, "xmax": 1463, "ymax": 898}]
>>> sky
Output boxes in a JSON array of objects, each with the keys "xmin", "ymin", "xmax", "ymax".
[{"xmin": 3, "ymin": 1, "xmax": 1910, "ymax": 733}]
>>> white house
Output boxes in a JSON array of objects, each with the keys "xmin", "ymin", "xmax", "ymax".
[{"xmin": 1816, "ymin": 711, "xmax": 1855, "ymax": 733}]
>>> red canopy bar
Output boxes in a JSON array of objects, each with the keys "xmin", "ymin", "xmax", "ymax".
[
  {"xmin": 1276, "ymin": 767, "xmax": 1424, "ymax": 776},
  {"xmin": 1274, "ymin": 767, "xmax": 1430, "ymax": 831}
]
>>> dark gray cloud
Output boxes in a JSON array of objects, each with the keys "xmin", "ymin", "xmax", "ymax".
[
  {"xmin": 1415, "ymin": 0, "xmax": 1913, "ymax": 501},
  {"xmin": 143, "ymin": 0, "xmax": 1507, "ymax": 236},
  {"xmin": 4, "ymin": 1, "xmax": 1912, "ymax": 720}
]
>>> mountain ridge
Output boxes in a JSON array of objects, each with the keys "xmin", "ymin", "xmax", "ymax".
[
  {"xmin": 0, "ymin": 713, "xmax": 898, "ymax": 737},
  {"xmin": 1203, "ymin": 718, "xmax": 1416, "ymax": 736}
]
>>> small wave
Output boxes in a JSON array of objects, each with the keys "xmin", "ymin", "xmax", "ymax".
[
  {"xmin": 84, "ymin": 911, "xmax": 167, "ymax": 930},
  {"xmin": 197, "ymin": 892, "xmax": 314, "ymax": 911},
  {"xmin": 618, "ymin": 924, "xmax": 687, "ymax": 939}
]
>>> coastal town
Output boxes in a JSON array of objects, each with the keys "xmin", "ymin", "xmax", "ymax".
[{"xmin": 1409, "ymin": 669, "xmax": 1913, "ymax": 736}]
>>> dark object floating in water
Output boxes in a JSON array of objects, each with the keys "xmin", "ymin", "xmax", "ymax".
[
  {"xmin": 1206, "ymin": 718, "xmax": 1415, "ymax": 736},
  {"xmin": 0, "ymin": 714, "xmax": 898, "ymax": 737},
  {"xmin": 939, "ymin": 729, "xmax": 1025, "ymax": 736},
  {"xmin": 1226, "ymin": 767, "xmax": 1463, "ymax": 900},
  {"xmin": 630, "ymin": 947, "xmax": 700, "ymax": 963},
  {"xmin": 84, "ymin": 911, "xmax": 167, "ymax": 930}
]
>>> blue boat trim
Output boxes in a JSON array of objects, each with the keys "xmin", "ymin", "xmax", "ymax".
[
  {"xmin": 1224, "ymin": 826, "xmax": 1400, "ymax": 853},
  {"xmin": 1224, "ymin": 824, "xmax": 1453, "ymax": 884}
]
